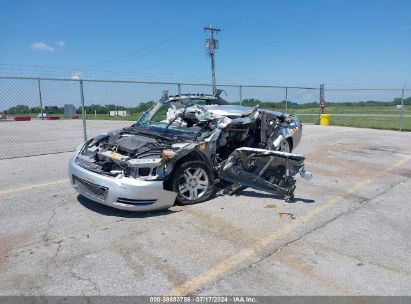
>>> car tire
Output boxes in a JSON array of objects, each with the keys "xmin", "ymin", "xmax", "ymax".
[
  {"xmin": 171, "ymin": 160, "xmax": 214, "ymax": 205},
  {"xmin": 278, "ymin": 138, "xmax": 293, "ymax": 153},
  {"xmin": 268, "ymin": 137, "xmax": 293, "ymax": 153}
]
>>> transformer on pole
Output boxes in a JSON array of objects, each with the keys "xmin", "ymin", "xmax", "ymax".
[{"xmin": 204, "ymin": 25, "xmax": 221, "ymax": 95}]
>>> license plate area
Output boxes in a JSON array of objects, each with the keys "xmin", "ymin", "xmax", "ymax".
[{"xmin": 73, "ymin": 175, "xmax": 108, "ymax": 201}]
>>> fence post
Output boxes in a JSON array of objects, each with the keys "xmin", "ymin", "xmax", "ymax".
[
  {"xmin": 320, "ymin": 84, "xmax": 325, "ymax": 114},
  {"xmin": 285, "ymin": 87, "xmax": 288, "ymax": 112},
  {"xmin": 37, "ymin": 78, "xmax": 44, "ymax": 120},
  {"xmin": 177, "ymin": 83, "xmax": 182, "ymax": 95},
  {"xmin": 80, "ymin": 79, "xmax": 87, "ymax": 142},
  {"xmin": 239, "ymin": 85, "xmax": 242, "ymax": 106},
  {"xmin": 400, "ymin": 86, "xmax": 405, "ymax": 132}
]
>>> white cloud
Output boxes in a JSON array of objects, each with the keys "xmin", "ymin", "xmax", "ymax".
[
  {"xmin": 71, "ymin": 71, "xmax": 82, "ymax": 80},
  {"xmin": 31, "ymin": 42, "xmax": 55, "ymax": 52},
  {"xmin": 56, "ymin": 40, "xmax": 65, "ymax": 47}
]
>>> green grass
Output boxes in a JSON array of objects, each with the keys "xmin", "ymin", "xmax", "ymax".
[
  {"xmin": 260, "ymin": 104, "xmax": 408, "ymax": 115},
  {"xmin": 330, "ymin": 115, "xmax": 410, "ymax": 131},
  {"xmin": 85, "ymin": 113, "xmax": 142, "ymax": 121},
  {"xmin": 294, "ymin": 113, "xmax": 410, "ymax": 131},
  {"xmin": 253, "ymin": 104, "xmax": 409, "ymax": 131},
  {"xmin": 260, "ymin": 105, "xmax": 410, "ymax": 131},
  {"xmin": 297, "ymin": 114, "xmax": 411, "ymax": 131},
  {"xmin": 7, "ymin": 105, "xmax": 410, "ymax": 131}
]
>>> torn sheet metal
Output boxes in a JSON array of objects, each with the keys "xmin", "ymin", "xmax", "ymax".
[
  {"xmin": 219, "ymin": 147, "xmax": 311, "ymax": 200},
  {"xmin": 70, "ymin": 90, "xmax": 311, "ymax": 211}
]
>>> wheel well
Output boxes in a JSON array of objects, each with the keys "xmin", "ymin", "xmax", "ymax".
[
  {"xmin": 164, "ymin": 150, "xmax": 210, "ymax": 190},
  {"xmin": 175, "ymin": 150, "xmax": 207, "ymax": 165}
]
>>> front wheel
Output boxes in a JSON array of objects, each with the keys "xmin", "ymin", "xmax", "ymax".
[
  {"xmin": 278, "ymin": 138, "xmax": 292, "ymax": 153},
  {"xmin": 268, "ymin": 137, "xmax": 293, "ymax": 153},
  {"xmin": 171, "ymin": 160, "xmax": 214, "ymax": 205}
]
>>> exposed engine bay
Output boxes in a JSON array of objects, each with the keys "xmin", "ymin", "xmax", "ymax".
[{"xmin": 75, "ymin": 91, "xmax": 311, "ymax": 203}]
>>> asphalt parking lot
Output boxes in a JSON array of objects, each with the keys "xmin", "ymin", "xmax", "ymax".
[
  {"xmin": 0, "ymin": 125, "xmax": 410, "ymax": 296},
  {"xmin": 0, "ymin": 119, "xmax": 132, "ymax": 159}
]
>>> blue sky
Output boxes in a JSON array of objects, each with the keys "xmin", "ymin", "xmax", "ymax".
[{"xmin": 0, "ymin": 0, "xmax": 410, "ymax": 88}]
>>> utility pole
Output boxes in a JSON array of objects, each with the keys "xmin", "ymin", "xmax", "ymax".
[
  {"xmin": 37, "ymin": 78, "xmax": 44, "ymax": 120},
  {"xmin": 320, "ymin": 84, "xmax": 325, "ymax": 114},
  {"xmin": 400, "ymin": 83, "xmax": 406, "ymax": 132},
  {"xmin": 79, "ymin": 79, "xmax": 87, "ymax": 142},
  {"xmin": 204, "ymin": 25, "xmax": 221, "ymax": 95}
]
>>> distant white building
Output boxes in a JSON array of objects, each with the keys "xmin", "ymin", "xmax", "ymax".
[{"xmin": 109, "ymin": 110, "xmax": 128, "ymax": 117}]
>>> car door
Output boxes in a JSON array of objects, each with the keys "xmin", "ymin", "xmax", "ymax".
[{"xmin": 219, "ymin": 147, "xmax": 309, "ymax": 200}]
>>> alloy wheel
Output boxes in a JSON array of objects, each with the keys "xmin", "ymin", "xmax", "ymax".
[{"xmin": 178, "ymin": 167, "xmax": 209, "ymax": 200}]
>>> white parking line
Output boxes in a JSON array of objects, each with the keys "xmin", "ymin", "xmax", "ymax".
[{"xmin": 169, "ymin": 154, "xmax": 411, "ymax": 296}]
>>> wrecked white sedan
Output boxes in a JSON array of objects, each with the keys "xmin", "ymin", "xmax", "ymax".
[{"xmin": 69, "ymin": 90, "xmax": 311, "ymax": 211}]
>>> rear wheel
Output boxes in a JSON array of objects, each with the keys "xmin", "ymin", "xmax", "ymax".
[{"xmin": 171, "ymin": 160, "xmax": 214, "ymax": 205}]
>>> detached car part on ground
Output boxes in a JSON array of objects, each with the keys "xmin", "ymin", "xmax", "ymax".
[{"xmin": 69, "ymin": 90, "xmax": 312, "ymax": 211}]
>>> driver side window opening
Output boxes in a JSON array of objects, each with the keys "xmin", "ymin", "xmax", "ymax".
[{"xmin": 151, "ymin": 104, "xmax": 171, "ymax": 122}]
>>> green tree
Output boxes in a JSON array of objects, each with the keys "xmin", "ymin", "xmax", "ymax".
[{"xmin": 8, "ymin": 104, "xmax": 31, "ymax": 115}]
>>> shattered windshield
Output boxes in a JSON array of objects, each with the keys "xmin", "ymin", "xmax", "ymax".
[
  {"xmin": 137, "ymin": 99, "xmax": 207, "ymax": 126},
  {"xmin": 135, "ymin": 99, "xmax": 209, "ymax": 137}
]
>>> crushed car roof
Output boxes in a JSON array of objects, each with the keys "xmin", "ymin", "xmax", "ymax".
[
  {"xmin": 166, "ymin": 93, "xmax": 227, "ymax": 104},
  {"xmin": 201, "ymin": 105, "xmax": 256, "ymax": 117}
]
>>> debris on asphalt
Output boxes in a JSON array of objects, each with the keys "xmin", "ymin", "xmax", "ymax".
[{"xmin": 278, "ymin": 212, "xmax": 296, "ymax": 220}]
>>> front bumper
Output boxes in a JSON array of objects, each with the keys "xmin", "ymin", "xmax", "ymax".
[{"xmin": 68, "ymin": 157, "xmax": 177, "ymax": 211}]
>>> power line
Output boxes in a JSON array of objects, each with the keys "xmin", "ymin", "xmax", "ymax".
[
  {"xmin": 0, "ymin": 51, "xmax": 203, "ymax": 81},
  {"xmin": 81, "ymin": 27, "xmax": 201, "ymax": 70},
  {"xmin": 0, "ymin": 63, "xmax": 77, "ymax": 73},
  {"xmin": 0, "ymin": 45, "xmax": 202, "ymax": 78},
  {"xmin": 85, "ymin": 33, "xmax": 202, "ymax": 71}
]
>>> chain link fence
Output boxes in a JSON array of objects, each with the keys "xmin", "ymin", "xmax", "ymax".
[
  {"xmin": 0, "ymin": 76, "xmax": 409, "ymax": 159},
  {"xmin": 322, "ymin": 88, "xmax": 410, "ymax": 131}
]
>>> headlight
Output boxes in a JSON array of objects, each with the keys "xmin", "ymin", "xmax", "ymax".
[{"xmin": 161, "ymin": 149, "xmax": 176, "ymax": 161}]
